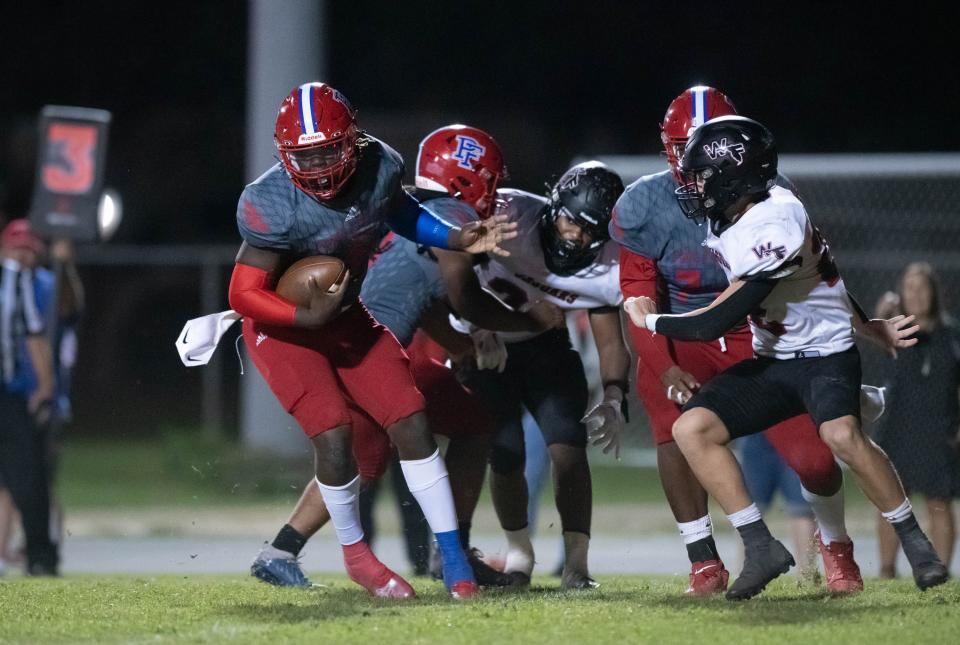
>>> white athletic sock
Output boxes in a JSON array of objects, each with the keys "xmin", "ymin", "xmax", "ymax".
[
  {"xmin": 399, "ymin": 449, "xmax": 458, "ymax": 534},
  {"xmin": 677, "ymin": 515, "xmax": 714, "ymax": 544},
  {"xmin": 727, "ymin": 503, "xmax": 763, "ymax": 528},
  {"xmin": 801, "ymin": 483, "xmax": 850, "ymax": 545},
  {"xmin": 504, "ymin": 527, "xmax": 535, "ymax": 576},
  {"xmin": 881, "ymin": 498, "xmax": 913, "ymax": 524},
  {"xmin": 315, "ymin": 476, "xmax": 364, "ymax": 546},
  {"xmin": 563, "ymin": 531, "xmax": 590, "ymax": 575}
]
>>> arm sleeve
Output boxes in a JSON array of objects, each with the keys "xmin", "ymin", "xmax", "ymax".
[
  {"xmin": 654, "ymin": 279, "xmax": 777, "ymax": 341},
  {"xmin": 618, "ymin": 247, "xmax": 675, "ymax": 378},
  {"xmin": 227, "ymin": 262, "xmax": 298, "ymax": 327},
  {"xmin": 387, "ymin": 192, "xmax": 456, "ymax": 249},
  {"xmin": 846, "ymin": 290, "xmax": 870, "ymax": 324}
]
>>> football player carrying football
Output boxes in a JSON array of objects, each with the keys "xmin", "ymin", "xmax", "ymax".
[
  {"xmin": 436, "ymin": 161, "xmax": 630, "ymax": 590},
  {"xmin": 624, "ymin": 115, "xmax": 949, "ymax": 600},
  {"xmin": 229, "ymin": 83, "xmax": 516, "ymax": 599},
  {"xmin": 611, "ymin": 86, "xmax": 870, "ymax": 595},
  {"xmin": 250, "ymin": 125, "xmax": 526, "ymax": 590}
]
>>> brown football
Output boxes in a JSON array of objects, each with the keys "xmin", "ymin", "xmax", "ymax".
[{"xmin": 276, "ymin": 256, "xmax": 346, "ymax": 306}]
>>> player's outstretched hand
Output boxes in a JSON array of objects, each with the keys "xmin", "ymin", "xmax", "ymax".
[
  {"xmin": 859, "ymin": 314, "xmax": 920, "ymax": 358},
  {"xmin": 295, "ymin": 269, "xmax": 351, "ymax": 329},
  {"xmin": 623, "ymin": 296, "xmax": 658, "ymax": 328},
  {"xmin": 457, "ymin": 214, "xmax": 518, "ymax": 256},
  {"xmin": 660, "ymin": 365, "xmax": 700, "ymax": 405},
  {"xmin": 582, "ymin": 400, "xmax": 624, "ymax": 460}
]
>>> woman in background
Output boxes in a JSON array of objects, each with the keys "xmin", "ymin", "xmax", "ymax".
[{"xmin": 874, "ymin": 262, "xmax": 960, "ymax": 576}]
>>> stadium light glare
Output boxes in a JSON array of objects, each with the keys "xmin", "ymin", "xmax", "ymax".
[{"xmin": 97, "ymin": 188, "xmax": 122, "ymax": 241}]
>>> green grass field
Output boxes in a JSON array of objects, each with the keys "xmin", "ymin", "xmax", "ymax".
[
  {"xmin": 2, "ymin": 575, "xmax": 958, "ymax": 644},
  {"xmin": 56, "ymin": 437, "xmax": 675, "ymax": 509},
  {"xmin": 58, "ymin": 437, "xmax": 875, "ymax": 511},
  {"xmin": 25, "ymin": 438, "xmax": 947, "ymax": 644}
]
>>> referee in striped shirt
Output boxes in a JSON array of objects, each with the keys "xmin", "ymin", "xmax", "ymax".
[{"xmin": 1, "ymin": 219, "xmax": 58, "ymax": 575}]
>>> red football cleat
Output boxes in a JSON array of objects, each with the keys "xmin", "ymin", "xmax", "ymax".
[
  {"xmin": 343, "ymin": 541, "xmax": 416, "ymax": 599},
  {"xmin": 685, "ymin": 559, "xmax": 730, "ymax": 596},
  {"xmin": 450, "ymin": 580, "xmax": 481, "ymax": 600},
  {"xmin": 816, "ymin": 532, "xmax": 863, "ymax": 594},
  {"xmin": 371, "ymin": 574, "xmax": 416, "ymax": 599}
]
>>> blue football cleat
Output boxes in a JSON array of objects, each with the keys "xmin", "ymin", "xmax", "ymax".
[{"xmin": 251, "ymin": 551, "xmax": 312, "ymax": 588}]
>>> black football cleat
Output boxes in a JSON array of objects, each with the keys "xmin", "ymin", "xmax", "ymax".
[
  {"xmin": 561, "ymin": 568, "xmax": 600, "ymax": 590},
  {"xmin": 505, "ymin": 570, "xmax": 532, "ymax": 588},
  {"xmin": 900, "ymin": 529, "xmax": 949, "ymax": 590},
  {"xmin": 725, "ymin": 538, "xmax": 795, "ymax": 601},
  {"xmin": 467, "ymin": 548, "xmax": 515, "ymax": 587}
]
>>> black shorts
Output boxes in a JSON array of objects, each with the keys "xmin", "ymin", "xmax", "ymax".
[
  {"xmin": 685, "ymin": 346, "xmax": 862, "ymax": 440},
  {"xmin": 460, "ymin": 328, "xmax": 588, "ymax": 473}
]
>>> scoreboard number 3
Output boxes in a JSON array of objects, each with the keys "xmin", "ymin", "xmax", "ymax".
[{"xmin": 42, "ymin": 123, "xmax": 98, "ymax": 194}]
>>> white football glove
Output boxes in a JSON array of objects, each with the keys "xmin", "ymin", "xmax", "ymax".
[
  {"xmin": 860, "ymin": 384, "xmax": 886, "ymax": 424},
  {"xmin": 471, "ymin": 329, "xmax": 508, "ymax": 372},
  {"xmin": 581, "ymin": 398, "xmax": 625, "ymax": 460}
]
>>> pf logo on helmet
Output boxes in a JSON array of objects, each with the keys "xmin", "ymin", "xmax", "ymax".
[
  {"xmin": 452, "ymin": 135, "xmax": 486, "ymax": 169},
  {"xmin": 703, "ymin": 138, "xmax": 746, "ymax": 165}
]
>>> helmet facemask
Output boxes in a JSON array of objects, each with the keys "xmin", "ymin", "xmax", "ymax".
[
  {"xmin": 661, "ymin": 130, "xmax": 689, "ymax": 184},
  {"xmin": 448, "ymin": 163, "xmax": 506, "ymax": 219},
  {"xmin": 539, "ymin": 201, "xmax": 608, "ymax": 277},
  {"xmin": 277, "ymin": 126, "xmax": 358, "ymax": 201},
  {"xmin": 675, "ymin": 166, "xmax": 734, "ymax": 224}
]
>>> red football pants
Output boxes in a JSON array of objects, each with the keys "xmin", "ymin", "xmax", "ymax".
[{"xmin": 243, "ymin": 302, "xmax": 425, "ymax": 439}]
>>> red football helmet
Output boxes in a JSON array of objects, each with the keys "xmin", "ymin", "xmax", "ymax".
[
  {"xmin": 275, "ymin": 82, "xmax": 359, "ymax": 201},
  {"xmin": 415, "ymin": 125, "xmax": 506, "ymax": 219},
  {"xmin": 661, "ymin": 86, "xmax": 738, "ymax": 181}
]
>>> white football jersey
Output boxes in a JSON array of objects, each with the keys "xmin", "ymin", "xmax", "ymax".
[
  {"xmin": 455, "ymin": 188, "xmax": 622, "ymax": 343},
  {"xmin": 704, "ymin": 185, "xmax": 855, "ymax": 359}
]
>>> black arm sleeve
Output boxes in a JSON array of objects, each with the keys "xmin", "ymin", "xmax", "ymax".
[
  {"xmin": 846, "ymin": 290, "xmax": 870, "ymax": 324},
  {"xmin": 655, "ymin": 279, "xmax": 778, "ymax": 341}
]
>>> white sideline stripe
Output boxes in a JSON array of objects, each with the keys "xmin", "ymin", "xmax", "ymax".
[{"xmin": 582, "ymin": 153, "xmax": 960, "ymax": 181}]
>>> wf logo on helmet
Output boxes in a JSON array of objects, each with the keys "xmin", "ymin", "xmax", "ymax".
[
  {"xmin": 452, "ymin": 135, "xmax": 485, "ymax": 169},
  {"xmin": 703, "ymin": 138, "xmax": 746, "ymax": 165}
]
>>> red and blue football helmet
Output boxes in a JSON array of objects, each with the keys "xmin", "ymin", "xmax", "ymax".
[{"xmin": 275, "ymin": 82, "xmax": 359, "ymax": 201}]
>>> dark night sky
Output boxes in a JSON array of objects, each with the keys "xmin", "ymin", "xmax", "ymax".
[{"xmin": 1, "ymin": 1, "xmax": 957, "ymax": 244}]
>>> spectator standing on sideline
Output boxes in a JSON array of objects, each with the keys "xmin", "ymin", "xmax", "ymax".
[
  {"xmin": 0, "ymin": 219, "xmax": 58, "ymax": 575},
  {"xmin": 874, "ymin": 262, "xmax": 960, "ymax": 576}
]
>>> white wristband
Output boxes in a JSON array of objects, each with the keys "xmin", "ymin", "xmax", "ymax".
[{"xmin": 645, "ymin": 313, "xmax": 661, "ymax": 332}]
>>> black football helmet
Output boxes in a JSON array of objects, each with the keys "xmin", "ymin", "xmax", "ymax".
[
  {"xmin": 539, "ymin": 161, "xmax": 625, "ymax": 276},
  {"xmin": 675, "ymin": 115, "xmax": 778, "ymax": 226}
]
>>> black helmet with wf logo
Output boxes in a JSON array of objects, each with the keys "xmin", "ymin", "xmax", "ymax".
[{"xmin": 675, "ymin": 115, "xmax": 777, "ymax": 226}]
